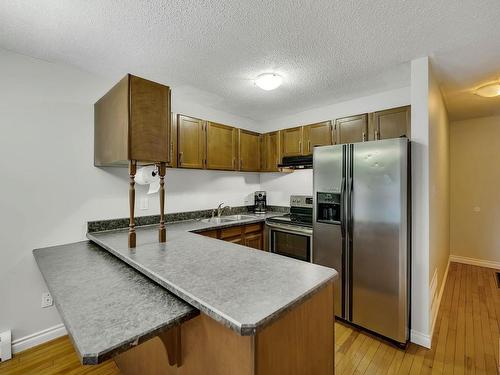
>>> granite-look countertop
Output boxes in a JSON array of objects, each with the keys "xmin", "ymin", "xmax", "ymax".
[
  {"xmin": 33, "ymin": 241, "xmax": 198, "ymax": 365},
  {"xmin": 87, "ymin": 213, "xmax": 338, "ymax": 336}
]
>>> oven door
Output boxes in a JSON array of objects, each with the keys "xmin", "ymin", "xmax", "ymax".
[{"xmin": 266, "ymin": 222, "xmax": 313, "ymax": 262}]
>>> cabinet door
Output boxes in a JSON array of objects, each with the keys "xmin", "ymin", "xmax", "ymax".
[
  {"xmin": 167, "ymin": 113, "xmax": 178, "ymax": 168},
  {"xmin": 206, "ymin": 122, "xmax": 238, "ymax": 170},
  {"xmin": 281, "ymin": 126, "xmax": 304, "ymax": 157},
  {"xmin": 335, "ymin": 115, "xmax": 368, "ymax": 144},
  {"xmin": 245, "ymin": 232, "xmax": 263, "ymax": 250},
  {"xmin": 303, "ymin": 121, "xmax": 333, "ymax": 154},
  {"xmin": 369, "ymin": 106, "xmax": 411, "ymax": 140},
  {"xmin": 262, "ymin": 131, "xmax": 281, "ymax": 171},
  {"xmin": 238, "ymin": 129, "xmax": 261, "ymax": 171},
  {"xmin": 177, "ymin": 114, "xmax": 206, "ymax": 169}
]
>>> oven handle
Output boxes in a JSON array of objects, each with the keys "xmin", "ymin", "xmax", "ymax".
[{"xmin": 265, "ymin": 222, "xmax": 313, "ymax": 236}]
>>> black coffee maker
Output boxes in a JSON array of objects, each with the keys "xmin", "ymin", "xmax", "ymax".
[{"xmin": 254, "ymin": 191, "xmax": 267, "ymax": 214}]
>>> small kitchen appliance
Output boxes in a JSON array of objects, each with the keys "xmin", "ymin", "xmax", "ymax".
[{"xmin": 254, "ymin": 191, "xmax": 267, "ymax": 214}]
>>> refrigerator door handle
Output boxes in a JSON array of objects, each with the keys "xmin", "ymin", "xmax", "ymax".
[
  {"xmin": 340, "ymin": 176, "xmax": 346, "ymax": 238},
  {"xmin": 347, "ymin": 176, "xmax": 354, "ymax": 236}
]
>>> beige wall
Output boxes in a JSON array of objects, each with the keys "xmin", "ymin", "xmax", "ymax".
[
  {"xmin": 427, "ymin": 65, "xmax": 450, "ymax": 331},
  {"xmin": 450, "ymin": 115, "xmax": 500, "ymax": 264}
]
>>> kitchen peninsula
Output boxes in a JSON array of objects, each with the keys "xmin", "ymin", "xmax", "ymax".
[{"xmin": 34, "ymin": 214, "xmax": 337, "ymax": 375}]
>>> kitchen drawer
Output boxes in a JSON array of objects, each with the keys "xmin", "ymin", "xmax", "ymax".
[
  {"xmin": 245, "ymin": 223, "xmax": 262, "ymax": 234},
  {"xmin": 220, "ymin": 225, "xmax": 243, "ymax": 239}
]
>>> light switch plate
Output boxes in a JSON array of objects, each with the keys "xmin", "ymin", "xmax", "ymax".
[{"xmin": 140, "ymin": 197, "xmax": 149, "ymax": 210}]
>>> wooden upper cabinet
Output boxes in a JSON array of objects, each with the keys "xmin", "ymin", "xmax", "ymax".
[
  {"xmin": 281, "ymin": 126, "xmax": 304, "ymax": 157},
  {"xmin": 206, "ymin": 122, "xmax": 238, "ymax": 170},
  {"xmin": 177, "ymin": 114, "xmax": 206, "ymax": 169},
  {"xmin": 261, "ymin": 131, "xmax": 281, "ymax": 172},
  {"xmin": 303, "ymin": 121, "xmax": 333, "ymax": 154},
  {"xmin": 369, "ymin": 106, "xmax": 411, "ymax": 141},
  {"xmin": 94, "ymin": 74, "xmax": 171, "ymax": 166},
  {"xmin": 167, "ymin": 113, "xmax": 178, "ymax": 168},
  {"xmin": 238, "ymin": 129, "xmax": 261, "ymax": 171},
  {"xmin": 334, "ymin": 114, "xmax": 368, "ymax": 145}
]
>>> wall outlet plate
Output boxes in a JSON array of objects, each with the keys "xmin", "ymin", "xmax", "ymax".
[
  {"xmin": 139, "ymin": 197, "xmax": 149, "ymax": 210},
  {"xmin": 41, "ymin": 292, "xmax": 53, "ymax": 308}
]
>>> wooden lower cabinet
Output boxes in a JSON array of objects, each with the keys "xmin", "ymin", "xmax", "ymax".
[
  {"xmin": 114, "ymin": 281, "xmax": 334, "ymax": 375},
  {"xmin": 198, "ymin": 222, "xmax": 264, "ymax": 250}
]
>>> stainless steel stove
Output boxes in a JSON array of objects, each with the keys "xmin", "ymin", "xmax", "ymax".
[{"xmin": 266, "ymin": 195, "xmax": 313, "ymax": 262}]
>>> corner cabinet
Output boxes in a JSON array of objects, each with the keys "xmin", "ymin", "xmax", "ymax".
[
  {"xmin": 368, "ymin": 106, "xmax": 411, "ymax": 140},
  {"xmin": 177, "ymin": 114, "xmax": 206, "ymax": 169},
  {"xmin": 206, "ymin": 122, "xmax": 238, "ymax": 171},
  {"xmin": 238, "ymin": 129, "xmax": 261, "ymax": 171},
  {"xmin": 261, "ymin": 131, "xmax": 281, "ymax": 172},
  {"xmin": 94, "ymin": 74, "xmax": 171, "ymax": 166},
  {"xmin": 334, "ymin": 114, "xmax": 368, "ymax": 144}
]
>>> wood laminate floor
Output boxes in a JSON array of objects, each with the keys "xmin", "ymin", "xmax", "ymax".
[{"xmin": 1, "ymin": 262, "xmax": 498, "ymax": 374}]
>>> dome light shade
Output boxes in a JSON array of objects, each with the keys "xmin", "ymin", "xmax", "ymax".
[
  {"xmin": 255, "ymin": 73, "xmax": 283, "ymax": 91},
  {"xmin": 473, "ymin": 81, "xmax": 500, "ymax": 98}
]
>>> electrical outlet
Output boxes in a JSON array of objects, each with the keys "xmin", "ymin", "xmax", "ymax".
[
  {"xmin": 41, "ymin": 292, "xmax": 53, "ymax": 308},
  {"xmin": 140, "ymin": 197, "xmax": 149, "ymax": 210}
]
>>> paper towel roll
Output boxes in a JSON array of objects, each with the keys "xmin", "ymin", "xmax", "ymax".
[{"xmin": 135, "ymin": 165, "xmax": 160, "ymax": 194}]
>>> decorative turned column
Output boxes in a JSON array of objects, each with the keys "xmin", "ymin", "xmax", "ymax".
[
  {"xmin": 158, "ymin": 162, "xmax": 166, "ymax": 243},
  {"xmin": 128, "ymin": 160, "xmax": 137, "ymax": 248}
]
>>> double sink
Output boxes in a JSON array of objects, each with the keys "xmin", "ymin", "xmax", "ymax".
[{"xmin": 201, "ymin": 214, "xmax": 258, "ymax": 224}]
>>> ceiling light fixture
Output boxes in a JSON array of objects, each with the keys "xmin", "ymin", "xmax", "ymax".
[
  {"xmin": 255, "ymin": 73, "xmax": 283, "ymax": 91},
  {"xmin": 473, "ymin": 81, "xmax": 500, "ymax": 98}
]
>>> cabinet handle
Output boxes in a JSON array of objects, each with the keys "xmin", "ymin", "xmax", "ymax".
[
  {"xmin": 308, "ymin": 140, "xmax": 311, "ymax": 153},
  {"xmin": 299, "ymin": 140, "xmax": 302, "ymax": 153},
  {"xmin": 362, "ymin": 132, "xmax": 367, "ymax": 142},
  {"xmin": 179, "ymin": 152, "xmax": 183, "ymax": 165},
  {"xmin": 170, "ymin": 142, "xmax": 174, "ymax": 161}
]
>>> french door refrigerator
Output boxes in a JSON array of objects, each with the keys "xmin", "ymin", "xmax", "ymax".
[{"xmin": 313, "ymin": 137, "xmax": 409, "ymax": 345}]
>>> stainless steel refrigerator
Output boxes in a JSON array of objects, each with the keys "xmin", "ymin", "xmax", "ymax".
[{"xmin": 313, "ymin": 137, "xmax": 409, "ymax": 345}]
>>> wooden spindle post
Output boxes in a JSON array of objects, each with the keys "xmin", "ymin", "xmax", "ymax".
[
  {"xmin": 158, "ymin": 162, "xmax": 166, "ymax": 243},
  {"xmin": 128, "ymin": 160, "xmax": 137, "ymax": 248}
]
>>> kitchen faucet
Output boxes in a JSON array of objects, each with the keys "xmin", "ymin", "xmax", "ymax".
[{"xmin": 215, "ymin": 203, "xmax": 231, "ymax": 218}]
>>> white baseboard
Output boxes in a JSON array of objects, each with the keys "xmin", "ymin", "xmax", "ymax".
[
  {"xmin": 430, "ymin": 258, "xmax": 450, "ymax": 338},
  {"xmin": 449, "ymin": 255, "xmax": 500, "ymax": 270},
  {"xmin": 410, "ymin": 329, "xmax": 431, "ymax": 348},
  {"xmin": 11, "ymin": 324, "xmax": 67, "ymax": 354}
]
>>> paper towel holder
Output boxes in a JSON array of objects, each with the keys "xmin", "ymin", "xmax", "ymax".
[{"xmin": 128, "ymin": 160, "xmax": 166, "ymax": 248}]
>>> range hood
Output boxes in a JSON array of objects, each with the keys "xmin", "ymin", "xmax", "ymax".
[{"xmin": 278, "ymin": 155, "xmax": 313, "ymax": 169}]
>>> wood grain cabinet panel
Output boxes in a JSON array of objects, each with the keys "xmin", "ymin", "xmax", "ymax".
[
  {"xmin": 167, "ymin": 113, "xmax": 178, "ymax": 168},
  {"xmin": 244, "ymin": 232, "xmax": 263, "ymax": 250},
  {"xmin": 261, "ymin": 131, "xmax": 281, "ymax": 172},
  {"xmin": 368, "ymin": 105, "xmax": 411, "ymax": 140},
  {"xmin": 94, "ymin": 74, "xmax": 171, "ymax": 166},
  {"xmin": 238, "ymin": 129, "xmax": 261, "ymax": 171},
  {"xmin": 334, "ymin": 114, "xmax": 368, "ymax": 144},
  {"xmin": 281, "ymin": 126, "xmax": 304, "ymax": 157},
  {"xmin": 303, "ymin": 121, "xmax": 333, "ymax": 154},
  {"xmin": 177, "ymin": 114, "xmax": 206, "ymax": 169},
  {"xmin": 206, "ymin": 122, "xmax": 238, "ymax": 171}
]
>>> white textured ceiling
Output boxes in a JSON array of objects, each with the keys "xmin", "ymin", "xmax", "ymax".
[{"xmin": 1, "ymin": 0, "xmax": 499, "ymax": 121}]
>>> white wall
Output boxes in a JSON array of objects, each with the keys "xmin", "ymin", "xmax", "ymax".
[
  {"xmin": 0, "ymin": 48, "xmax": 261, "ymax": 343},
  {"xmin": 409, "ymin": 57, "xmax": 431, "ymax": 347},
  {"xmin": 450, "ymin": 115, "xmax": 500, "ymax": 265},
  {"xmin": 428, "ymin": 64, "xmax": 450, "ymax": 334}
]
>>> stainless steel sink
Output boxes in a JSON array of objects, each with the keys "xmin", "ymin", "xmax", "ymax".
[
  {"xmin": 222, "ymin": 214, "xmax": 257, "ymax": 221},
  {"xmin": 201, "ymin": 217, "xmax": 236, "ymax": 224},
  {"xmin": 200, "ymin": 214, "xmax": 257, "ymax": 224}
]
